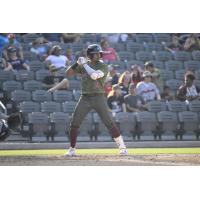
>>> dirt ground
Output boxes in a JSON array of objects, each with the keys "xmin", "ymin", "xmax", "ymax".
[{"xmin": 0, "ymin": 154, "xmax": 200, "ymax": 166}]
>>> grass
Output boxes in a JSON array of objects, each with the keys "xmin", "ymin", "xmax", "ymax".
[{"xmin": 0, "ymin": 148, "xmax": 200, "ymax": 156}]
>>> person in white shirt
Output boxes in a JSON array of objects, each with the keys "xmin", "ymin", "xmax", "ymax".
[
  {"xmin": 136, "ymin": 71, "xmax": 161, "ymax": 103},
  {"xmin": 45, "ymin": 45, "xmax": 69, "ymax": 72}
]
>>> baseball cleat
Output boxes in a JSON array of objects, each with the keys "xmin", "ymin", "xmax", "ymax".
[
  {"xmin": 65, "ymin": 147, "xmax": 76, "ymax": 157},
  {"xmin": 119, "ymin": 148, "xmax": 128, "ymax": 155}
]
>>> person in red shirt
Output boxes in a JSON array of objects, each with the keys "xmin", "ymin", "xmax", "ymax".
[{"xmin": 100, "ymin": 39, "xmax": 119, "ymax": 62}]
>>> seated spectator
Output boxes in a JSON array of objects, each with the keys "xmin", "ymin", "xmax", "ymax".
[
  {"xmin": 75, "ymin": 48, "xmax": 87, "ymax": 60},
  {"xmin": 107, "ymin": 84, "xmax": 126, "ymax": 113},
  {"xmin": 2, "ymin": 34, "xmax": 23, "ymax": 61},
  {"xmin": 164, "ymin": 34, "xmax": 183, "ymax": 53},
  {"xmin": 184, "ymin": 33, "xmax": 200, "ymax": 51},
  {"xmin": 45, "ymin": 45, "xmax": 69, "ymax": 72},
  {"xmin": 65, "ymin": 48, "xmax": 75, "ymax": 65},
  {"xmin": 124, "ymin": 83, "xmax": 146, "ymax": 112},
  {"xmin": 0, "ymin": 57, "xmax": 8, "ymax": 71},
  {"xmin": 144, "ymin": 61, "xmax": 164, "ymax": 93},
  {"xmin": 30, "ymin": 37, "xmax": 50, "ymax": 61},
  {"xmin": 118, "ymin": 70, "xmax": 132, "ymax": 96},
  {"xmin": 130, "ymin": 65, "xmax": 143, "ymax": 85},
  {"xmin": 100, "ymin": 39, "xmax": 119, "ymax": 62},
  {"xmin": 107, "ymin": 64, "xmax": 120, "ymax": 85},
  {"xmin": 7, "ymin": 47, "xmax": 30, "ymax": 71},
  {"xmin": 61, "ymin": 33, "xmax": 81, "ymax": 43},
  {"xmin": 177, "ymin": 71, "xmax": 200, "ymax": 101},
  {"xmin": 161, "ymin": 86, "xmax": 174, "ymax": 101},
  {"xmin": 136, "ymin": 71, "xmax": 161, "ymax": 103}
]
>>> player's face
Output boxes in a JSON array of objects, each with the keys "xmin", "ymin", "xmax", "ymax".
[{"xmin": 91, "ymin": 53, "xmax": 101, "ymax": 62}]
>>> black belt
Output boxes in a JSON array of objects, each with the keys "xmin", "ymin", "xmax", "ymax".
[{"xmin": 82, "ymin": 93, "xmax": 104, "ymax": 97}]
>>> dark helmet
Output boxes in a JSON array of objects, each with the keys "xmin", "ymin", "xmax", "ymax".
[
  {"xmin": 0, "ymin": 119, "xmax": 10, "ymax": 142},
  {"xmin": 87, "ymin": 44, "xmax": 103, "ymax": 58}
]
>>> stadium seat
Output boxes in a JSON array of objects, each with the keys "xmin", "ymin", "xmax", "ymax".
[
  {"xmin": 69, "ymin": 80, "xmax": 81, "ymax": 91},
  {"xmin": 80, "ymin": 34, "xmax": 97, "ymax": 43},
  {"xmin": 160, "ymin": 70, "xmax": 174, "ymax": 81},
  {"xmin": 23, "ymin": 33, "xmax": 39, "ymax": 43},
  {"xmin": 135, "ymin": 111, "xmax": 158, "ymax": 140},
  {"xmin": 165, "ymin": 60, "xmax": 183, "ymax": 71},
  {"xmin": 135, "ymin": 51, "xmax": 154, "ymax": 61},
  {"xmin": 144, "ymin": 42, "xmax": 163, "ymax": 52},
  {"xmin": 173, "ymin": 51, "xmax": 191, "ymax": 61},
  {"xmin": 167, "ymin": 100, "xmax": 187, "ymax": 112},
  {"xmin": 0, "ymin": 70, "xmax": 15, "ymax": 83},
  {"xmin": 23, "ymin": 80, "xmax": 43, "ymax": 91},
  {"xmin": 184, "ymin": 60, "xmax": 200, "ymax": 71},
  {"xmin": 135, "ymin": 34, "xmax": 153, "ymax": 43},
  {"xmin": 118, "ymin": 51, "xmax": 135, "ymax": 61},
  {"xmin": 71, "ymin": 43, "xmax": 85, "ymax": 53},
  {"xmin": 165, "ymin": 79, "xmax": 183, "ymax": 91},
  {"xmin": 150, "ymin": 60, "xmax": 165, "ymax": 69},
  {"xmin": 23, "ymin": 51, "xmax": 38, "ymax": 61},
  {"xmin": 157, "ymin": 111, "xmax": 179, "ymax": 139},
  {"xmin": 3, "ymin": 81, "xmax": 22, "ymax": 92},
  {"xmin": 62, "ymin": 101, "xmax": 77, "ymax": 114},
  {"xmin": 126, "ymin": 42, "xmax": 144, "ymax": 53},
  {"xmin": 178, "ymin": 111, "xmax": 199, "ymax": 139},
  {"xmin": 28, "ymin": 112, "xmax": 50, "ymax": 141},
  {"xmin": 192, "ymin": 50, "xmax": 200, "ymax": 61},
  {"xmin": 52, "ymin": 90, "xmax": 73, "ymax": 102},
  {"xmin": 41, "ymin": 101, "xmax": 61, "ymax": 113},
  {"xmin": 195, "ymin": 70, "xmax": 200, "ymax": 80},
  {"xmin": 115, "ymin": 112, "xmax": 137, "ymax": 139},
  {"xmin": 146, "ymin": 100, "xmax": 167, "ymax": 113},
  {"xmin": 35, "ymin": 69, "xmax": 51, "ymax": 81},
  {"xmin": 175, "ymin": 69, "xmax": 186, "ymax": 80},
  {"xmin": 108, "ymin": 60, "xmax": 127, "ymax": 69},
  {"xmin": 111, "ymin": 43, "xmax": 126, "ymax": 51},
  {"xmin": 32, "ymin": 90, "xmax": 52, "ymax": 102},
  {"xmin": 11, "ymin": 90, "xmax": 32, "ymax": 103},
  {"xmin": 188, "ymin": 100, "xmax": 200, "ymax": 112},
  {"xmin": 154, "ymin": 51, "xmax": 172, "ymax": 61},
  {"xmin": 28, "ymin": 60, "xmax": 45, "ymax": 71},
  {"xmin": 194, "ymin": 80, "xmax": 200, "ymax": 88},
  {"xmin": 153, "ymin": 33, "xmax": 171, "ymax": 43},
  {"xmin": 15, "ymin": 70, "xmax": 35, "ymax": 82},
  {"xmin": 126, "ymin": 60, "xmax": 144, "ymax": 69},
  {"xmin": 50, "ymin": 112, "xmax": 70, "ymax": 137}
]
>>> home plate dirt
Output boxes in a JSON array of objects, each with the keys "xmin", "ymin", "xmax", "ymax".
[{"xmin": 0, "ymin": 154, "xmax": 200, "ymax": 166}]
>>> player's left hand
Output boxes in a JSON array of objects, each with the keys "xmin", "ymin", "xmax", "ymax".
[{"xmin": 77, "ymin": 57, "xmax": 87, "ymax": 65}]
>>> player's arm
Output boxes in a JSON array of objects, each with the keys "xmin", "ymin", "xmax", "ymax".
[
  {"xmin": 65, "ymin": 62, "xmax": 80, "ymax": 77},
  {"xmin": 78, "ymin": 57, "xmax": 104, "ymax": 80}
]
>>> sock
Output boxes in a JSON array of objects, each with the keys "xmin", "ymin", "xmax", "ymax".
[
  {"xmin": 114, "ymin": 135, "xmax": 126, "ymax": 149},
  {"xmin": 69, "ymin": 127, "xmax": 78, "ymax": 148}
]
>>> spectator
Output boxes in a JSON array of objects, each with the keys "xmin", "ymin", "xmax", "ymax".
[
  {"xmin": 101, "ymin": 33, "xmax": 121, "ymax": 43},
  {"xmin": 164, "ymin": 34, "xmax": 183, "ymax": 53},
  {"xmin": 118, "ymin": 70, "xmax": 132, "ymax": 96},
  {"xmin": 136, "ymin": 71, "xmax": 161, "ymax": 103},
  {"xmin": 45, "ymin": 45, "xmax": 69, "ymax": 72},
  {"xmin": 61, "ymin": 33, "xmax": 81, "ymax": 43},
  {"xmin": 65, "ymin": 48, "xmax": 75, "ymax": 65},
  {"xmin": 100, "ymin": 39, "xmax": 119, "ymax": 62},
  {"xmin": 161, "ymin": 86, "xmax": 174, "ymax": 101},
  {"xmin": 130, "ymin": 65, "xmax": 143, "ymax": 85},
  {"xmin": 177, "ymin": 71, "xmax": 200, "ymax": 101},
  {"xmin": 144, "ymin": 61, "xmax": 164, "ymax": 93},
  {"xmin": 30, "ymin": 37, "xmax": 50, "ymax": 61},
  {"xmin": 75, "ymin": 48, "xmax": 87, "ymax": 60},
  {"xmin": 0, "ymin": 57, "xmax": 8, "ymax": 71},
  {"xmin": 0, "ymin": 34, "xmax": 8, "ymax": 54},
  {"xmin": 2, "ymin": 34, "xmax": 23, "ymax": 61},
  {"xmin": 124, "ymin": 83, "xmax": 146, "ymax": 112},
  {"xmin": 107, "ymin": 84, "xmax": 126, "ymax": 113},
  {"xmin": 107, "ymin": 64, "xmax": 120, "ymax": 85},
  {"xmin": 184, "ymin": 33, "xmax": 200, "ymax": 51},
  {"xmin": 6, "ymin": 47, "xmax": 30, "ymax": 71}
]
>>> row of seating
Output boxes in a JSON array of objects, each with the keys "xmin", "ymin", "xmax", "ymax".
[{"xmin": 20, "ymin": 111, "xmax": 200, "ymax": 142}]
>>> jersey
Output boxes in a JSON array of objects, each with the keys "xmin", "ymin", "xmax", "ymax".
[{"xmin": 73, "ymin": 61, "xmax": 108, "ymax": 95}]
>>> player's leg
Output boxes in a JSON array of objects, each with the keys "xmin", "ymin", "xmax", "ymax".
[
  {"xmin": 67, "ymin": 96, "xmax": 91, "ymax": 156},
  {"xmin": 92, "ymin": 95, "xmax": 127, "ymax": 155}
]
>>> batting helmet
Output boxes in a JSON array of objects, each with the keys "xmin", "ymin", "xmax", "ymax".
[
  {"xmin": 87, "ymin": 44, "xmax": 103, "ymax": 58},
  {"xmin": 0, "ymin": 119, "xmax": 10, "ymax": 142}
]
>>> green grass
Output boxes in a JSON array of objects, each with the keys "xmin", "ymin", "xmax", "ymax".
[{"xmin": 0, "ymin": 148, "xmax": 200, "ymax": 156}]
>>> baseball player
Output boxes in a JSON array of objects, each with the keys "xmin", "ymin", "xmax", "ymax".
[{"xmin": 65, "ymin": 44, "xmax": 128, "ymax": 156}]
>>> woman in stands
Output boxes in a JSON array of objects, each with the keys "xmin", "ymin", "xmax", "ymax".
[
  {"xmin": 130, "ymin": 64, "xmax": 143, "ymax": 85},
  {"xmin": 118, "ymin": 70, "xmax": 132, "ymax": 96}
]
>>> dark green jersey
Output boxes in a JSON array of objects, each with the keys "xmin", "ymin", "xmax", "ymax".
[{"xmin": 74, "ymin": 61, "xmax": 108, "ymax": 94}]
